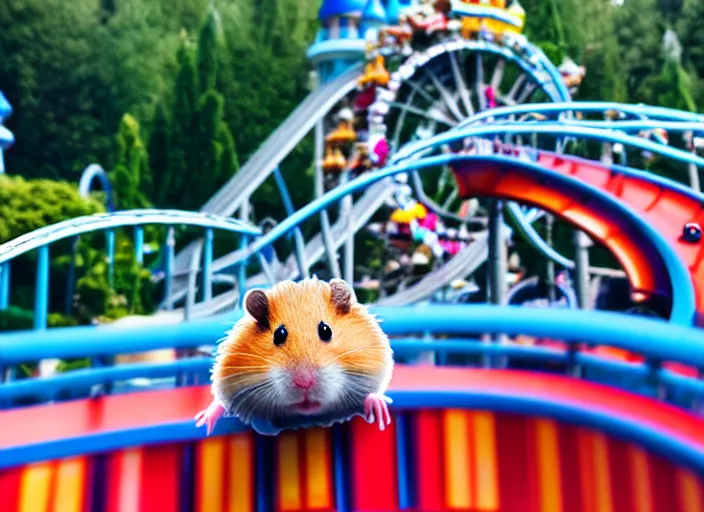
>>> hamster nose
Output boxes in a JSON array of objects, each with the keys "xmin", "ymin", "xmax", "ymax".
[{"xmin": 292, "ymin": 369, "xmax": 316, "ymax": 390}]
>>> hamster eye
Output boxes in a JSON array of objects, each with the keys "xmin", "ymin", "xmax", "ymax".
[
  {"xmin": 273, "ymin": 325, "xmax": 288, "ymax": 346},
  {"xmin": 318, "ymin": 321, "xmax": 332, "ymax": 342}
]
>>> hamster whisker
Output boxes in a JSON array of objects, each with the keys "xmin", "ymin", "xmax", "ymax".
[
  {"xmin": 332, "ymin": 345, "xmax": 389, "ymax": 362},
  {"xmin": 218, "ymin": 365, "xmax": 270, "ymax": 372},
  {"xmin": 218, "ymin": 351, "xmax": 279, "ymax": 366}
]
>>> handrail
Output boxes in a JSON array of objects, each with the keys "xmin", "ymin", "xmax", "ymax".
[
  {"xmin": 3, "ymin": 305, "xmax": 704, "ymax": 369},
  {"xmin": 459, "ymin": 101, "xmax": 704, "ymax": 127},
  {"xmin": 390, "ymin": 123, "xmax": 704, "ymax": 168},
  {"xmin": 0, "ymin": 209, "xmax": 261, "ymax": 264}
]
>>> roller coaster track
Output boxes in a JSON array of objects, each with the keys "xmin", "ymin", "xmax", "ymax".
[{"xmin": 172, "ymin": 64, "xmax": 363, "ymax": 279}]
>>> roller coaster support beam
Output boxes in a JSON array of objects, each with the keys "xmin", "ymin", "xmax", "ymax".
[
  {"xmin": 685, "ymin": 131, "xmax": 701, "ymax": 192},
  {"xmin": 0, "ymin": 262, "xmax": 9, "ymax": 310},
  {"xmin": 273, "ymin": 167, "xmax": 309, "ymax": 279},
  {"xmin": 34, "ymin": 244, "xmax": 49, "ymax": 330},
  {"xmin": 134, "ymin": 227, "xmax": 144, "ymax": 265},
  {"xmin": 163, "ymin": 227, "xmax": 175, "ymax": 311},
  {"xmin": 315, "ymin": 120, "xmax": 341, "ymax": 279},
  {"xmin": 202, "ymin": 228, "xmax": 213, "ymax": 303},
  {"xmin": 339, "ymin": 171, "xmax": 355, "ymax": 284}
]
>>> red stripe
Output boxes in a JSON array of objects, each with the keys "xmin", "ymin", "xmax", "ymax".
[
  {"xmin": 0, "ymin": 467, "xmax": 21, "ymax": 511},
  {"xmin": 650, "ymin": 452, "xmax": 678, "ymax": 510},
  {"xmin": 350, "ymin": 416, "xmax": 399, "ymax": 511},
  {"xmin": 558, "ymin": 424, "xmax": 585, "ymax": 512},
  {"xmin": 104, "ymin": 452, "xmax": 123, "ymax": 512},
  {"xmin": 139, "ymin": 444, "xmax": 182, "ymax": 512},
  {"xmin": 496, "ymin": 413, "xmax": 533, "ymax": 512},
  {"xmin": 414, "ymin": 410, "xmax": 444, "ymax": 510},
  {"xmin": 607, "ymin": 437, "xmax": 632, "ymax": 512}
]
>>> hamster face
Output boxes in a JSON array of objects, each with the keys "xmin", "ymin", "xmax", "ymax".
[{"xmin": 211, "ymin": 277, "xmax": 393, "ymax": 424}]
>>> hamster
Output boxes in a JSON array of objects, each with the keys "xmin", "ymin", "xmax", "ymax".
[{"xmin": 195, "ymin": 277, "xmax": 394, "ymax": 436}]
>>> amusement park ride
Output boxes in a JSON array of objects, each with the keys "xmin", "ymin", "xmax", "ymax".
[{"xmin": 2, "ymin": 1, "xmax": 704, "ymax": 511}]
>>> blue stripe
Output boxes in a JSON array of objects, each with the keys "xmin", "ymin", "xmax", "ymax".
[
  {"xmin": 395, "ymin": 412, "xmax": 411, "ymax": 509},
  {"xmin": 333, "ymin": 425, "xmax": 349, "ymax": 512}
]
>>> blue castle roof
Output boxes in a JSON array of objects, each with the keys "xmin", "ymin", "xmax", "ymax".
[
  {"xmin": 319, "ymin": 0, "xmax": 367, "ymax": 20},
  {"xmin": 0, "ymin": 92, "xmax": 12, "ymax": 120},
  {"xmin": 362, "ymin": 0, "xmax": 386, "ymax": 23}
]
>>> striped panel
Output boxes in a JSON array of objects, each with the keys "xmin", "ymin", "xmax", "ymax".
[
  {"xmin": 471, "ymin": 411, "xmax": 499, "ymax": 510},
  {"xmin": 350, "ymin": 416, "xmax": 399, "ymax": 511},
  {"xmin": 276, "ymin": 431, "xmax": 302, "ymax": 511},
  {"xmin": 52, "ymin": 457, "xmax": 87, "ymax": 512},
  {"xmin": 442, "ymin": 409, "xmax": 472, "ymax": 509},
  {"xmin": 496, "ymin": 413, "xmax": 535, "ymax": 512},
  {"xmin": 195, "ymin": 436, "xmax": 227, "ymax": 512},
  {"xmin": 105, "ymin": 448, "xmax": 143, "ymax": 512},
  {"xmin": 414, "ymin": 410, "xmax": 444, "ymax": 510},
  {"xmin": 226, "ymin": 433, "xmax": 255, "ymax": 512},
  {"xmin": 19, "ymin": 461, "xmax": 54, "ymax": 512},
  {"xmin": 0, "ymin": 467, "xmax": 22, "ymax": 511},
  {"xmin": 676, "ymin": 468, "xmax": 704, "ymax": 512},
  {"xmin": 531, "ymin": 418, "xmax": 562, "ymax": 512},
  {"xmin": 577, "ymin": 428, "xmax": 614, "ymax": 512},
  {"xmin": 302, "ymin": 428, "xmax": 333, "ymax": 510},
  {"xmin": 140, "ymin": 444, "xmax": 181, "ymax": 512}
]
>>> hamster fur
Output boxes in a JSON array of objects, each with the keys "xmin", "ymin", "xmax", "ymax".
[{"xmin": 195, "ymin": 276, "xmax": 394, "ymax": 436}]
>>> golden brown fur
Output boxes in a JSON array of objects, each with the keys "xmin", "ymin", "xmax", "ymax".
[{"xmin": 211, "ymin": 277, "xmax": 393, "ymax": 421}]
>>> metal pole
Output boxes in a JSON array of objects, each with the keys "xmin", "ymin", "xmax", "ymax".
[
  {"xmin": 315, "ymin": 120, "xmax": 342, "ymax": 279},
  {"xmin": 546, "ymin": 215, "xmax": 556, "ymax": 304},
  {"xmin": 686, "ymin": 132, "xmax": 701, "ymax": 192},
  {"xmin": 488, "ymin": 200, "xmax": 506, "ymax": 306},
  {"xmin": 163, "ymin": 227, "xmax": 175, "ymax": 311},
  {"xmin": 0, "ymin": 262, "xmax": 10, "ymax": 310},
  {"xmin": 134, "ymin": 227, "xmax": 144, "ymax": 265},
  {"xmin": 34, "ymin": 244, "xmax": 50, "ymax": 330},
  {"xmin": 238, "ymin": 235, "xmax": 249, "ymax": 309},
  {"xmin": 65, "ymin": 237, "xmax": 78, "ymax": 315},
  {"xmin": 106, "ymin": 229, "xmax": 115, "ymax": 290},
  {"xmin": 574, "ymin": 231, "xmax": 592, "ymax": 309},
  {"xmin": 340, "ymin": 171, "xmax": 354, "ymax": 284},
  {"xmin": 486, "ymin": 200, "xmax": 507, "ymax": 367},
  {"xmin": 203, "ymin": 228, "xmax": 213, "ymax": 303},
  {"xmin": 237, "ymin": 201, "xmax": 251, "ymax": 308}
]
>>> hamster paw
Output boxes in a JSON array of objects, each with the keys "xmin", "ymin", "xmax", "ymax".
[
  {"xmin": 195, "ymin": 400, "xmax": 225, "ymax": 436},
  {"xmin": 363, "ymin": 393, "xmax": 393, "ymax": 431}
]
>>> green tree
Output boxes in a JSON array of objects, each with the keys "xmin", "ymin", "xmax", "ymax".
[
  {"xmin": 109, "ymin": 114, "xmax": 151, "ymax": 210},
  {"xmin": 148, "ymin": 101, "xmax": 171, "ymax": 206}
]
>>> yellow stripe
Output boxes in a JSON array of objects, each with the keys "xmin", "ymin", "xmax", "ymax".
[
  {"xmin": 277, "ymin": 431, "xmax": 302, "ymax": 511},
  {"xmin": 676, "ymin": 468, "xmax": 703, "ymax": 512},
  {"xmin": 118, "ymin": 448, "xmax": 142, "ymax": 512},
  {"xmin": 628, "ymin": 446, "xmax": 653, "ymax": 512},
  {"xmin": 227, "ymin": 434, "xmax": 253, "ymax": 512},
  {"xmin": 198, "ymin": 437, "xmax": 226, "ymax": 512},
  {"xmin": 471, "ymin": 412, "xmax": 498, "ymax": 509},
  {"xmin": 304, "ymin": 428, "xmax": 331, "ymax": 509},
  {"xmin": 443, "ymin": 409, "xmax": 472, "ymax": 508},
  {"xmin": 591, "ymin": 432, "xmax": 613, "ymax": 512},
  {"xmin": 534, "ymin": 419, "xmax": 562, "ymax": 512},
  {"xmin": 19, "ymin": 461, "xmax": 54, "ymax": 512},
  {"xmin": 52, "ymin": 457, "xmax": 86, "ymax": 512}
]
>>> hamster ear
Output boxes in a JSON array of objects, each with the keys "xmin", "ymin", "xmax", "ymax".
[
  {"xmin": 244, "ymin": 289, "xmax": 270, "ymax": 330},
  {"xmin": 329, "ymin": 278, "xmax": 356, "ymax": 315}
]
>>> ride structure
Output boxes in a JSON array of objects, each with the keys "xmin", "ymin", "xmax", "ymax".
[
  {"xmin": 0, "ymin": 91, "xmax": 13, "ymax": 174},
  {"xmin": 2, "ymin": 2, "xmax": 704, "ymax": 511}
]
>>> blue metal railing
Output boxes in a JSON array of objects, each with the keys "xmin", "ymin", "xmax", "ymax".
[
  {"xmin": 0, "ymin": 209, "xmax": 261, "ymax": 329},
  {"xmin": 2, "ymin": 305, "xmax": 704, "ymax": 407}
]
